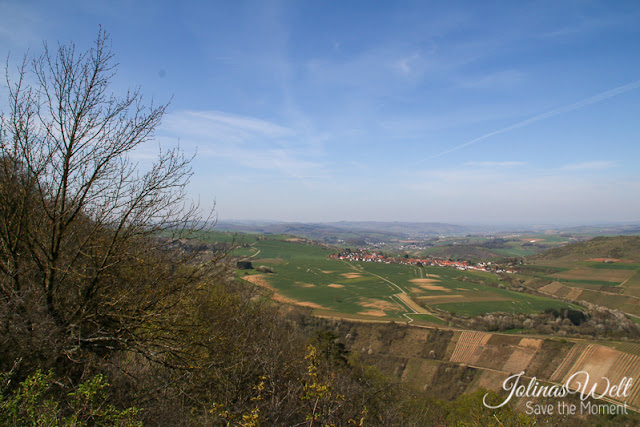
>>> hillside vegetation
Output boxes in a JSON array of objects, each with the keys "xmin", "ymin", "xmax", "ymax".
[
  {"xmin": 531, "ymin": 236, "xmax": 640, "ymax": 262},
  {"xmin": 515, "ymin": 236, "xmax": 640, "ymax": 319}
]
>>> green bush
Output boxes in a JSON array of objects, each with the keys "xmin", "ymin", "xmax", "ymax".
[{"xmin": 0, "ymin": 370, "xmax": 141, "ymax": 426}]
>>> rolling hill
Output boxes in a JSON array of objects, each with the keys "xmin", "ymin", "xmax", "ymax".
[{"xmin": 531, "ymin": 236, "xmax": 640, "ymax": 262}]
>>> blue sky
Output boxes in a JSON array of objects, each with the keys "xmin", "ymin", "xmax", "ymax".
[{"xmin": 1, "ymin": 0, "xmax": 639, "ymax": 225}]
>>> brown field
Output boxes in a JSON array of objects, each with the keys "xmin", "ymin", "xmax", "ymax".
[
  {"xmin": 243, "ymin": 274, "xmax": 275, "ymax": 291},
  {"xmin": 418, "ymin": 286, "xmax": 451, "ymax": 292},
  {"xmin": 401, "ymin": 359, "xmax": 440, "ymax": 392},
  {"xmin": 243, "ymin": 275, "xmax": 327, "ymax": 309},
  {"xmin": 410, "ymin": 278, "xmax": 439, "ymax": 285},
  {"xmin": 502, "ymin": 347, "xmax": 537, "ymax": 374},
  {"xmin": 328, "ymin": 283, "xmax": 344, "ymax": 288},
  {"xmin": 296, "ymin": 282, "xmax": 316, "ymax": 288},
  {"xmin": 357, "ymin": 309, "xmax": 387, "ymax": 317},
  {"xmin": 450, "ymin": 331, "xmax": 492, "ymax": 365},
  {"xmin": 550, "ymin": 344, "xmax": 597, "ymax": 382},
  {"xmin": 565, "ymin": 288, "xmax": 583, "ymax": 300},
  {"xmin": 409, "ymin": 278, "xmax": 451, "ymax": 292},
  {"xmin": 586, "ymin": 258, "xmax": 634, "ymax": 263},
  {"xmin": 550, "ymin": 267, "xmax": 633, "ymax": 283},
  {"xmin": 341, "ymin": 273, "xmax": 363, "ymax": 279},
  {"xmin": 356, "ymin": 298, "xmax": 399, "ymax": 317},
  {"xmin": 359, "ymin": 298, "xmax": 397, "ymax": 311},
  {"xmin": 551, "ymin": 344, "xmax": 640, "ymax": 401},
  {"xmin": 519, "ymin": 338, "xmax": 543, "ymax": 350},
  {"xmin": 395, "ymin": 293, "xmax": 429, "ymax": 314},
  {"xmin": 272, "ymin": 294, "xmax": 327, "ymax": 309},
  {"xmin": 540, "ymin": 281, "xmax": 564, "ymax": 294},
  {"xmin": 469, "ymin": 371, "xmax": 509, "ymax": 394}
]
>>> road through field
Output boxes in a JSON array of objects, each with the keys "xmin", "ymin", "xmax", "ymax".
[{"xmin": 341, "ymin": 260, "xmax": 438, "ymax": 319}]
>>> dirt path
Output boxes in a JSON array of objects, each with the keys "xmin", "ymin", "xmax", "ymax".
[
  {"xmin": 619, "ymin": 271, "xmax": 636, "ymax": 287},
  {"xmin": 395, "ymin": 292, "xmax": 429, "ymax": 314},
  {"xmin": 341, "ymin": 260, "xmax": 443, "ymax": 322}
]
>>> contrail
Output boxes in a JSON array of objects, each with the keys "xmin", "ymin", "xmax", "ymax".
[{"xmin": 414, "ymin": 79, "xmax": 640, "ymax": 164}]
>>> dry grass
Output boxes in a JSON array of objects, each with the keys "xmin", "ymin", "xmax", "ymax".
[
  {"xmin": 359, "ymin": 298, "xmax": 397, "ymax": 311},
  {"xmin": 409, "ymin": 278, "xmax": 450, "ymax": 292},
  {"xmin": 243, "ymin": 274, "xmax": 275, "ymax": 291},
  {"xmin": 357, "ymin": 309, "xmax": 387, "ymax": 317},
  {"xmin": 519, "ymin": 338, "xmax": 543, "ymax": 350},
  {"xmin": 272, "ymin": 294, "xmax": 327, "ymax": 309},
  {"xmin": 243, "ymin": 275, "xmax": 328, "ymax": 309},
  {"xmin": 295, "ymin": 282, "xmax": 316, "ymax": 288},
  {"xmin": 395, "ymin": 293, "xmax": 429, "ymax": 314}
]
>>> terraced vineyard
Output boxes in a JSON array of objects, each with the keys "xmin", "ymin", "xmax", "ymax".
[
  {"xmin": 527, "ymin": 237, "xmax": 640, "ymax": 316},
  {"xmin": 450, "ymin": 331, "xmax": 492, "ymax": 364}
]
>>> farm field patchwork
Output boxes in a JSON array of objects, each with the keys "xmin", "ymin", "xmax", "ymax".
[
  {"xmin": 206, "ymin": 232, "xmax": 576, "ymax": 320},
  {"xmin": 527, "ymin": 257, "xmax": 640, "ymax": 314}
]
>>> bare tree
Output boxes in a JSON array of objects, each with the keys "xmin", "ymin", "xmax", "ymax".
[{"xmin": 0, "ymin": 29, "xmax": 215, "ymax": 372}]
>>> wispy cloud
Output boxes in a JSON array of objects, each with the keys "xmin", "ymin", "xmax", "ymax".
[
  {"xmin": 378, "ymin": 107, "xmax": 520, "ymax": 138},
  {"xmin": 157, "ymin": 110, "xmax": 327, "ymax": 181},
  {"xmin": 464, "ymin": 161, "xmax": 525, "ymax": 168},
  {"xmin": 561, "ymin": 161, "xmax": 616, "ymax": 170},
  {"xmin": 414, "ymin": 79, "xmax": 640, "ymax": 164},
  {"xmin": 161, "ymin": 110, "xmax": 294, "ymax": 144}
]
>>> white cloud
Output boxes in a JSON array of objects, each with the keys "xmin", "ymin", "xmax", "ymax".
[
  {"xmin": 157, "ymin": 109, "xmax": 328, "ymax": 181},
  {"xmin": 161, "ymin": 110, "xmax": 294, "ymax": 145}
]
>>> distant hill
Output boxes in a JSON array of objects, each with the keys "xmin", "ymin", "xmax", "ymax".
[
  {"xmin": 531, "ymin": 236, "xmax": 640, "ymax": 261},
  {"xmin": 215, "ymin": 220, "xmax": 640, "ymax": 246},
  {"xmin": 422, "ymin": 244, "xmax": 502, "ymax": 261},
  {"xmin": 328, "ymin": 221, "xmax": 469, "ymax": 236},
  {"xmin": 215, "ymin": 220, "xmax": 470, "ymax": 241}
]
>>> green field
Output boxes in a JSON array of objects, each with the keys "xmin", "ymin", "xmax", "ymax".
[
  {"xmin": 200, "ymin": 232, "xmax": 577, "ymax": 320},
  {"xmin": 521, "ymin": 236, "xmax": 640, "ymax": 316},
  {"xmin": 432, "ymin": 293, "xmax": 571, "ymax": 316}
]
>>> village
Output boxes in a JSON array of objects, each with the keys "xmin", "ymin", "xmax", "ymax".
[{"xmin": 329, "ymin": 249, "xmax": 518, "ymax": 274}]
